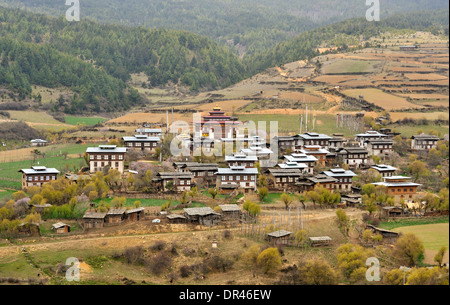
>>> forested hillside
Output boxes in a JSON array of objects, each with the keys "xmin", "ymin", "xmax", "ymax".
[
  {"xmin": 0, "ymin": 7, "xmax": 246, "ymax": 113},
  {"xmin": 0, "ymin": 0, "xmax": 447, "ymax": 57}
]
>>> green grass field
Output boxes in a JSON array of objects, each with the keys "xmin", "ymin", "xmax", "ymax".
[
  {"xmin": 392, "ymin": 223, "xmax": 449, "ymax": 251},
  {"xmin": 65, "ymin": 116, "xmax": 108, "ymax": 126},
  {"xmin": 322, "ymin": 60, "xmax": 381, "ymax": 74}
]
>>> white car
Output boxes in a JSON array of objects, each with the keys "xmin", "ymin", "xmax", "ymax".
[{"xmin": 152, "ymin": 219, "xmax": 161, "ymax": 223}]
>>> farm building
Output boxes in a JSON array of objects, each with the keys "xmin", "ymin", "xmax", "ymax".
[
  {"xmin": 184, "ymin": 163, "xmax": 219, "ymax": 186},
  {"xmin": 86, "ymin": 145, "xmax": 127, "ymax": 174},
  {"xmin": 17, "ymin": 222, "xmax": 41, "ymax": 237},
  {"xmin": 366, "ymin": 224, "xmax": 400, "ymax": 243},
  {"xmin": 380, "ymin": 206, "xmax": 409, "ymax": 219},
  {"xmin": 341, "ymin": 194, "xmax": 362, "ymax": 207},
  {"xmin": 167, "ymin": 213, "xmax": 187, "ymax": 224},
  {"xmin": 218, "ymin": 204, "xmax": 242, "ymax": 220},
  {"xmin": 267, "ymin": 230, "xmax": 292, "ymax": 246},
  {"xmin": 411, "ymin": 134, "xmax": 439, "ymax": 151},
  {"xmin": 19, "ymin": 166, "xmax": 60, "ymax": 190},
  {"xmin": 183, "ymin": 207, "xmax": 222, "ymax": 226},
  {"xmin": 308, "ymin": 236, "xmax": 332, "ymax": 247},
  {"xmin": 399, "ymin": 45, "xmax": 416, "ymax": 51},
  {"xmin": 82, "ymin": 211, "xmax": 107, "ymax": 229},
  {"xmin": 51, "ymin": 222, "xmax": 71, "ymax": 234},
  {"xmin": 126, "ymin": 207, "xmax": 146, "ymax": 222},
  {"xmin": 30, "ymin": 203, "xmax": 52, "ymax": 214}
]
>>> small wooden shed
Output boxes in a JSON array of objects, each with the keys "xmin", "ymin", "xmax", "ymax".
[
  {"xmin": 126, "ymin": 207, "xmax": 145, "ymax": 222},
  {"xmin": 105, "ymin": 208, "xmax": 127, "ymax": 225},
  {"xmin": 184, "ymin": 207, "xmax": 222, "ymax": 227},
  {"xmin": 51, "ymin": 222, "xmax": 71, "ymax": 234},
  {"xmin": 381, "ymin": 206, "xmax": 408, "ymax": 219},
  {"xmin": 82, "ymin": 211, "xmax": 107, "ymax": 229},
  {"xmin": 17, "ymin": 222, "xmax": 41, "ymax": 237},
  {"xmin": 167, "ymin": 213, "xmax": 187, "ymax": 224},
  {"xmin": 219, "ymin": 204, "xmax": 242, "ymax": 220},
  {"xmin": 366, "ymin": 224, "xmax": 400, "ymax": 243},
  {"xmin": 309, "ymin": 236, "xmax": 332, "ymax": 247},
  {"xmin": 267, "ymin": 230, "xmax": 292, "ymax": 245}
]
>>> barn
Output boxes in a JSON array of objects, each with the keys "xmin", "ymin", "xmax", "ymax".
[
  {"xmin": 267, "ymin": 230, "xmax": 292, "ymax": 245},
  {"xmin": 82, "ymin": 211, "xmax": 107, "ymax": 229},
  {"xmin": 184, "ymin": 207, "xmax": 222, "ymax": 227}
]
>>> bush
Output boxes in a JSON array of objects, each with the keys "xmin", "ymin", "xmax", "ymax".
[
  {"xmin": 179, "ymin": 265, "xmax": 192, "ymax": 278},
  {"xmin": 148, "ymin": 252, "xmax": 173, "ymax": 275},
  {"xmin": 123, "ymin": 246, "xmax": 145, "ymax": 265},
  {"xmin": 256, "ymin": 248, "xmax": 281, "ymax": 275},
  {"xmin": 149, "ymin": 240, "xmax": 166, "ymax": 252}
]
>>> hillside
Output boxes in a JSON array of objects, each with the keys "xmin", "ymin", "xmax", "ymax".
[
  {"xmin": 0, "ymin": 7, "xmax": 246, "ymax": 113},
  {"xmin": 0, "ymin": 0, "xmax": 448, "ymax": 57}
]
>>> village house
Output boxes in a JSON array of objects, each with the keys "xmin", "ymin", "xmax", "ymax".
[
  {"xmin": 411, "ymin": 134, "xmax": 439, "ymax": 151},
  {"xmin": 365, "ymin": 224, "xmax": 400, "ymax": 243},
  {"xmin": 277, "ymin": 161, "xmax": 309, "ymax": 173},
  {"xmin": 122, "ymin": 135, "xmax": 161, "ymax": 152},
  {"xmin": 135, "ymin": 128, "xmax": 163, "ymax": 137},
  {"xmin": 19, "ymin": 166, "xmax": 60, "ymax": 189},
  {"xmin": 30, "ymin": 139, "xmax": 48, "ymax": 147},
  {"xmin": 295, "ymin": 174, "xmax": 337, "ymax": 192},
  {"xmin": 371, "ymin": 164, "xmax": 398, "ymax": 178},
  {"xmin": 380, "ymin": 206, "xmax": 409, "ymax": 219},
  {"xmin": 337, "ymin": 147, "xmax": 369, "ymax": 168},
  {"xmin": 341, "ymin": 194, "xmax": 362, "ymax": 207},
  {"xmin": 364, "ymin": 138, "xmax": 394, "ymax": 157},
  {"xmin": 240, "ymin": 136, "xmax": 274, "ymax": 160},
  {"xmin": 183, "ymin": 207, "xmax": 222, "ymax": 226},
  {"xmin": 372, "ymin": 176, "xmax": 422, "ymax": 203},
  {"xmin": 173, "ymin": 162, "xmax": 218, "ymax": 186},
  {"xmin": 216, "ymin": 166, "xmax": 258, "ymax": 193},
  {"xmin": 274, "ymin": 135, "xmax": 296, "ymax": 151},
  {"xmin": 225, "ymin": 154, "xmax": 258, "ymax": 168},
  {"xmin": 299, "ymin": 145, "xmax": 330, "ymax": 166},
  {"xmin": 51, "ymin": 222, "xmax": 71, "ymax": 234},
  {"xmin": 328, "ymin": 137, "xmax": 346, "ymax": 153},
  {"xmin": 283, "ymin": 153, "xmax": 317, "ymax": 175},
  {"xmin": 294, "ymin": 132, "xmax": 332, "ymax": 150},
  {"xmin": 355, "ymin": 130, "xmax": 389, "ymax": 147},
  {"xmin": 153, "ymin": 172, "xmax": 194, "ymax": 192},
  {"xmin": 86, "ymin": 145, "xmax": 127, "ymax": 174},
  {"xmin": 167, "ymin": 213, "xmax": 187, "ymax": 224},
  {"xmin": 309, "ymin": 236, "xmax": 332, "ymax": 247},
  {"xmin": 321, "ymin": 168, "xmax": 356, "ymax": 193},
  {"xmin": 265, "ymin": 168, "xmax": 303, "ymax": 191}
]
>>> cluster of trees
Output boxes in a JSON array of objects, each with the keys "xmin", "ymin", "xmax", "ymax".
[{"xmin": 0, "ymin": 121, "xmax": 41, "ymax": 141}]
